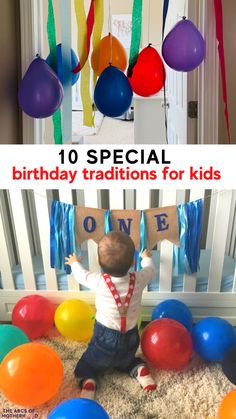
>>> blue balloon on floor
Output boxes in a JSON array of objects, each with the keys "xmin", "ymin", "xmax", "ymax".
[
  {"xmin": 46, "ymin": 44, "xmax": 80, "ymax": 86},
  {"xmin": 94, "ymin": 65, "xmax": 133, "ymax": 117},
  {"xmin": 152, "ymin": 299, "xmax": 193, "ymax": 332},
  {"xmin": 47, "ymin": 398, "xmax": 110, "ymax": 419},
  {"xmin": 192, "ymin": 317, "xmax": 236, "ymax": 362}
]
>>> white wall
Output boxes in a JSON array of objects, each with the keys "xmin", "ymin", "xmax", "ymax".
[{"xmin": 218, "ymin": 0, "xmax": 236, "ymax": 144}]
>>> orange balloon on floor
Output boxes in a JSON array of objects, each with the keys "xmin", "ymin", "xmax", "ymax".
[
  {"xmin": 218, "ymin": 389, "xmax": 236, "ymax": 419},
  {"xmin": 0, "ymin": 343, "xmax": 63, "ymax": 407},
  {"xmin": 91, "ymin": 34, "xmax": 127, "ymax": 76}
]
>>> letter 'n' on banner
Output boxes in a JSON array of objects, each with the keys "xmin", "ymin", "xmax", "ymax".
[
  {"xmin": 145, "ymin": 206, "xmax": 179, "ymax": 249},
  {"xmin": 110, "ymin": 210, "xmax": 141, "ymax": 251}
]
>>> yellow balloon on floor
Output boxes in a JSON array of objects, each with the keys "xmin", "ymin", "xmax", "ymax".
[
  {"xmin": 218, "ymin": 389, "xmax": 236, "ymax": 419},
  {"xmin": 55, "ymin": 299, "xmax": 95, "ymax": 342}
]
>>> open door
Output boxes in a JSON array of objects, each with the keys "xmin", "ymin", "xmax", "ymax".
[{"xmin": 165, "ymin": 0, "xmax": 198, "ymax": 144}]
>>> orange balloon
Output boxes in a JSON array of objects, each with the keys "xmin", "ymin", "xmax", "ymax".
[
  {"xmin": 91, "ymin": 34, "xmax": 127, "ymax": 76},
  {"xmin": 0, "ymin": 342, "xmax": 63, "ymax": 407},
  {"xmin": 218, "ymin": 389, "xmax": 236, "ymax": 419}
]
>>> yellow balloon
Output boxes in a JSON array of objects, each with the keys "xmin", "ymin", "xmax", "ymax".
[{"xmin": 55, "ymin": 299, "xmax": 95, "ymax": 342}]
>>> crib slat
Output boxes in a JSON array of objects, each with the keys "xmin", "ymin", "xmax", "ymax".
[
  {"xmin": 84, "ymin": 190, "xmax": 101, "ymax": 273},
  {"xmin": 159, "ymin": 190, "xmax": 177, "ymax": 292},
  {"xmin": 58, "ymin": 190, "xmax": 80, "ymax": 291},
  {"xmin": 125, "ymin": 190, "xmax": 135, "ymax": 209},
  {"xmin": 183, "ymin": 190, "xmax": 205, "ymax": 292},
  {"xmin": 233, "ymin": 264, "xmax": 236, "ymax": 293},
  {"xmin": 9, "ymin": 190, "xmax": 36, "ymax": 290},
  {"xmin": 34, "ymin": 189, "xmax": 58, "ymax": 291},
  {"xmin": 208, "ymin": 191, "xmax": 233, "ymax": 292},
  {"xmin": 109, "ymin": 190, "xmax": 124, "ymax": 209},
  {"xmin": 136, "ymin": 189, "xmax": 150, "ymax": 209},
  {"xmin": 0, "ymin": 202, "xmax": 15, "ymax": 290},
  {"xmin": 206, "ymin": 190, "xmax": 218, "ymax": 250}
]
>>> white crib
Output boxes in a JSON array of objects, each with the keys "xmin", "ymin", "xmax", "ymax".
[{"xmin": 0, "ymin": 189, "xmax": 235, "ymax": 324}]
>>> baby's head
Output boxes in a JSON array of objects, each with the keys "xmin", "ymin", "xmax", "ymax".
[{"xmin": 98, "ymin": 231, "xmax": 135, "ymax": 277}]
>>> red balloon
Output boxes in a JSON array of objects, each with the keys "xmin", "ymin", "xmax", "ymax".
[
  {"xmin": 141, "ymin": 319, "xmax": 193, "ymax": 370},
  {"xmin": 128, "ymin": 45, "xmax": 166, "ymax": 97},
  {"xmin": 12, "ymin": 295, "xmax": 55, "ymax": 340}
]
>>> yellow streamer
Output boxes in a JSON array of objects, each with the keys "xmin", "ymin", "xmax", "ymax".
[
  {"xmin": 74, "ymin": 0, "xmax": 94, "ymax": 127},
  {"xmin": 92, "ymin": 0, "xmax": 104, "ymax": 87}
]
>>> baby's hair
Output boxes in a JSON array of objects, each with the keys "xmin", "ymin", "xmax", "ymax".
[{"xmin": 98, "ymin": 231, "xmax": 135, "ymax": 277}]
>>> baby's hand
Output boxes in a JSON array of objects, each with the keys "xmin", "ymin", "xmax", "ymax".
[
  {"xmin": 141, "ymin": 249, "xmax": 152, "ymax": 259},
  {"xmin": 65, "ymin": 253, "xmax": 81, "ymax": 266}
]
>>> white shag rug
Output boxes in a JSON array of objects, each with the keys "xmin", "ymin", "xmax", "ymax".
[{"xmin": 0, "ymin": 330, "xmax": 234, "ymax": 419}]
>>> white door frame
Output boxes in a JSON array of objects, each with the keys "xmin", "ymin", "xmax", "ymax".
[
  {"xmin": 19, "ymin": 0, "xmax": 44, "ymax": 144},
  {"xmin": 198, "ymin": 0, "xmax": 219, "ymax": 144},
  {"xmin": 19, "ymin": 0, "xmax": 219, "ymax": 145}
]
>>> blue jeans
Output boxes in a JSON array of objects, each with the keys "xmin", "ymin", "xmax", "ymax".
[{"xmin": 74, "ymin": 321, "xmax": 144, "ymax": 381}]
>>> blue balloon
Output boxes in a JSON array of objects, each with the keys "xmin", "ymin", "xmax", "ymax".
[
  {"xmin": 192, "ymin": 317, "xmax": 236, "ymax": 362},
  {"xmin": 46, "ymin": 44, "xmax": 80, "ymax": 86},
  {"xmin": 152, "ymin": 300, "xmax": 193, "ymax": 332},
  {"xmin": 94, "ymin": 65, "xmax": 133, "ymax": 117},
  {"xmin": 47, "ymin": 399, "xmax": 110, "ymax": 419}
]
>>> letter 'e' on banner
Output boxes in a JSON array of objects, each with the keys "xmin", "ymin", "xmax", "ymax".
[{"xmin": 145, "ymin": 206, "xmax": 179, "ymax": 249}]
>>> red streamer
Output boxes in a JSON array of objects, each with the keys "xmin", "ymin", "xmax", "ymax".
[
  {"xmin": 214, "ymin": 0, "xmax": 231, "ymax": 143},
  {"xmin": 72, "ymin": 0, "xmax": 95, "ymax": 74}
]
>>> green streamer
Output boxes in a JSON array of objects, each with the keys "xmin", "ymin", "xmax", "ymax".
[
  {"xmin": 128, "ymin": 0, "xmax": 143, "ymax": 76},
  {"xmin": 47, "ymin": 0, "xmax": 62, "ymax": 144}
]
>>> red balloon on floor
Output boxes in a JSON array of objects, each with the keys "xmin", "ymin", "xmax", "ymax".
[
  {"xmin": 12, "ymin": 295, "xmax": 55, "ymax": 339},
  {"xmin": 128, "ymin": 45, "xmax": 166, "ymax": 97},
  {"xmin": 141, "ymin": 319, "xmax": 193, "ymax": 370}
]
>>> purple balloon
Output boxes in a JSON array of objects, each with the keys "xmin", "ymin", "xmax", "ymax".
[
  {"xmin": 19, "ymin": 57, "xmax": 64, "ymax": 118},
  {"xmin": 162, "ymin": 19, "xmax": 206, "ymax": 72}
]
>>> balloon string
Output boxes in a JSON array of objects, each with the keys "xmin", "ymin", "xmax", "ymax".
[
  {"xmin": 148, "ymin": 0, "xmax": 151, "ymax": 44},
  {"xmin": 183, "ymin": 0, "xmax": 187, "ymax": 18},
  {"xmin": 108, "ymin": 0, "xmax": 113, "ymax": 64}
]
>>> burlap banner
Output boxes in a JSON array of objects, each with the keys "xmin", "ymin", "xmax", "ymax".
[{"xmin": 75, "ymin": 205, "xmax": 179, "ymax": 250}]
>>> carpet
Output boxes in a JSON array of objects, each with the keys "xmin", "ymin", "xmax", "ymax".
[{"xmin": 0, "ymin": 333, "xmax": 234, "ymax": 419}]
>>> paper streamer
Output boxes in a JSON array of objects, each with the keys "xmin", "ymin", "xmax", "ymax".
[
  {"xmin": 128, "ymin": 0, "xmax": 143, "ymax": 77},
  {"xmin": 74, "ymin": 0, "xmax": 94, "ymax": 127},
  {"xmin": 136, "ymin": 210, "xmax": 147, "ymax": 271},
  {"xmin": 162, "ymin": 0, "xmax": 170, "ymax": 40},
  {"xmin": 174, "ymin": 199, "xmax": 203, "ymax": 275},
  {"xmin": 47, "ymin": 0, "xmax": 62, "ymax": 144},
  {"xmin": 214, "ymin": 0, "xmax": 231, "ymax": 143},
  {"xmin": 50, "ymin": 201, "xmax": 76, "ymax": 274},
  {"xmin": 60, "ymin": 0, "xmax": 72, "ymax": 143},
  {"xmin": 92, "ymin": 0, "xmax": 104, "ymax": 87},
  {"xmin": 104, "ymin": 210, "xmax": 112, "ymax": 234},
  {"xmin": 73, "ymin": 0, "xmax": 95, "ymax": 73}
]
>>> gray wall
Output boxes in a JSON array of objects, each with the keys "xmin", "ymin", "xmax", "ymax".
[{"xmin": 0, "ymin": 0, "xmax": 22, "ymax": 144}]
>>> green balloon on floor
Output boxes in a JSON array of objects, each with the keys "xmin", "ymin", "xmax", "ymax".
[{"xmin": 0, "ymin": 325, "xmax": 29, "ymax": 362}]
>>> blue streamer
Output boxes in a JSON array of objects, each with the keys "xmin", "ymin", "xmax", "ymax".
[
  {"xmin": 50, "ymin": 201, "xmax": 76, "ymax": 273},
  {"xmin": 174, "ymin": 199, "xmax": 203, "ymax": 275},
  {"xmin": 104, "ymin": 210, "xmax": 112, "ymax": 234},
  {"xmin": 162, "ymin": 0, "xmax": 170, "ymax": 40},
  {"xmin": 135, "ymin": 210, "xmax": 147, "ymax": 271}
]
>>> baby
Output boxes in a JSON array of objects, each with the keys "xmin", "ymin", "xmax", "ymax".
[{"xmin": 65, "ymin": 231, "xmax": 156, "ymax": 400}]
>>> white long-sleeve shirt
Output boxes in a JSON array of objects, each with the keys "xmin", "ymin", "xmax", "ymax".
[{"xmin": 71, "ymin": 257, "xmax": 155, "ymax": 332}]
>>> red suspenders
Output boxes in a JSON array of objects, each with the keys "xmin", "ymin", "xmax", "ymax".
[{"xmin": 102, "ymin": 272, "xmax": 136, "ymax": 334}]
